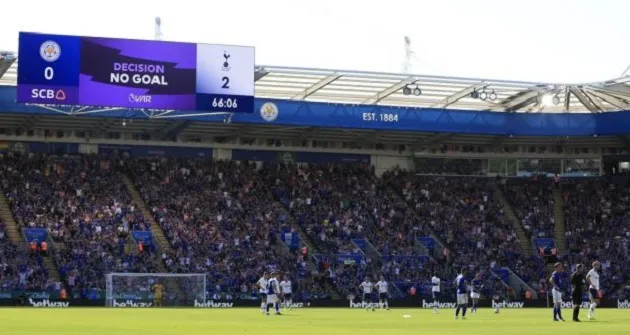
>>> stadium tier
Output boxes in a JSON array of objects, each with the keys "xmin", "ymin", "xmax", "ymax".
[
  {"xmin": 1, "ymin": 36, "xmax": 630, "ymax": 309},
  {"xmin": 0, "ymin": 153, "xmax": 629, "ymax": 305}
]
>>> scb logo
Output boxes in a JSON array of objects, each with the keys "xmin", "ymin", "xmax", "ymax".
[{"xmin": 31, "ymin": 89, "xmax": 66, "ymax": 101}]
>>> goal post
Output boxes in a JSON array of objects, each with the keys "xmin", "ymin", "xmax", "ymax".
[{"xmin": 105, "ymin": 273, "xmax": 206, "ymax": 307}]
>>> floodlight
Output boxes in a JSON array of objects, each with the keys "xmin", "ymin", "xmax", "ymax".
[
  {"xmin": 413, "ymin": 86, "xmax": 422, "ymax": 96},
  {"xmin": 489, "ymin": 90, "xmax": 497, "ymax": 101},
  {"xmin": 552, "ymin": 95, "xmax": 560, "ymax": 105},
  {"xmin": 403, "ymin": 86, "xmax": 412, "ymax": 95},
  {"xmin": 541, "ymin": 94, "xmax": 554, "ymax": 106}
]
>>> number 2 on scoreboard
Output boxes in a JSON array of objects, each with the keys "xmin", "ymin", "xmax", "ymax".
[
  {"xmin": 222, "ymin": 76, "xmax": 230, "ymax": 89},
  {"xmin": 44, "ymin": 67, "xmax": 54, "ymax": 80}
]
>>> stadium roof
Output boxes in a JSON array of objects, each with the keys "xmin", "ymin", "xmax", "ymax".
[
  {"xmin": 1, "ymin": 52, "xmax": 629, "ymax": 148},
  {"xmin": 2, "ymin": 53, "xmax": 630, "ymax": 113}
]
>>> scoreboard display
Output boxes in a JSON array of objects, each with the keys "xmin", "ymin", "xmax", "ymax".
[{"xmin": 17, "ymin": 32, "xmax": 255, "ymax": 113}]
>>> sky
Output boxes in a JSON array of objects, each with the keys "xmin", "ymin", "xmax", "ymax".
[{"xmin": 2, "ymin": 0, "xmax": 629, "ymax": 83}]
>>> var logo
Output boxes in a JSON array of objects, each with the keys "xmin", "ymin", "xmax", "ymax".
[
  {"xmin": 28, "ymin": 299, "xmax": 69, "ymax": 308},
  {"xmin": 492, "ymin": 300, "xmax": 524, "ymax": 309},
  {"xmin": 112, "ymin": 300, "xmax": 153, "ymax": 308},
  {"xmin": 193, "ymin": 300, "xmax": 234, "ymax": 308},
  {"xmin": 421, "ymin": 300, "xmax": 457, "ymax": 309},
  {"xmin": 128, "ymin": 93, "xmax": 152, "ymax": 103}
]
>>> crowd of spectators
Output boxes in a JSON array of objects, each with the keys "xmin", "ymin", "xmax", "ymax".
[
  {"xmin": 128, "ymin": 158, "xmax": 328, "ymax": 301},
  {"xmin": 562, "ymin": 178, "xmax": 630, "ymax": 299},
  {"xmin": 0, "ymin": 219, "xmax": 54, "ymax": 291},
  {"xmin": 1, "ymin": 152, "xmax": 629, "ymax": 301},
  {"xmin": 264, "ymin": 163, "xmax": 369, "ymax": 255},
  {"xmin": 504, "ymin": 178, "xmax": 555, "ymax": 238},
  {"xmin": 387, "ymin": 172, "xmax": 518, "ymax": 264},
  {"xmin": 265, "ymin": 163, "xmax": 428, "ymax": 257},
  {"xmin": 264, "ymin": 163, "xmax": 445, "ymax": 297},
  {"xmin": 0, "ymin": 153, "xmax": 153, "ymax": 297},
  {"xmin": 1, "ymin": 154, "xmax": 148, "ymax": 235},
  {"xmin": 386, "ymin": 170, "xmax": 544, "ymax": 294}
]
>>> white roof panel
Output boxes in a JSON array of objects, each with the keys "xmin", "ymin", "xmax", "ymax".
[{"xmin": 1, "ymin": 54, "xmax": 630, "ymax": 113}]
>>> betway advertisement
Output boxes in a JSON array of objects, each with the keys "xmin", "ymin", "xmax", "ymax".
[
  {"xmin": 617, "ymin": 300, "xmax": 630, "ymax": 309},
  {"xmin": 1, "ymin": 297, "xmax": 629, "ymax": 308},
  {"xmin": 418, "ymin": 299, "xmax": 624, "ymax": 309},
  {"xmin": 111, "ymin": 300, "xmax": 153, "ymax": 308},
  {"xmin": 193, "ymin": 300, "xmax": 233, "ymax": 308},
  {"xmin": 28, "ymin": 299, "xmax": 69, "ymax": 308}
]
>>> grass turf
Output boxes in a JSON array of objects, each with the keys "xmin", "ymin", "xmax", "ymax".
[{"xmin": 0, "ymin": 308, "xmax": 626, "ymax": 335}]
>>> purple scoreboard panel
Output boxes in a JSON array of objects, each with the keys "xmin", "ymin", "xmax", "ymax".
[{"xmin": 16, "ymin": 32, "xmax": 254, "ymax": 113}]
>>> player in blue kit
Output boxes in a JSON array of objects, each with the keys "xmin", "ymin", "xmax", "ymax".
[
  {"xmin": 549, "ymin": 262, "xmax": 566, "ymax": 322},
  {"xmin": 455, "ymin": 268, "xmax": 468, "ymax": 320},
  {"xmin": 265, "ymin": 272, "xmax": 282, "ymax": 316},
  {"xmin": 470, "ymin": 273, "xmax": 482, "ymax": 313}
]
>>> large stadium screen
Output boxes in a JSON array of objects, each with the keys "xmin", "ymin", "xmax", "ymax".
[{"xmin": 16, "ymin": 32, "xmax": 255, "ymax": 113}]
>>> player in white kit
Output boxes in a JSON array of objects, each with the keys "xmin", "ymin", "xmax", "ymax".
[
  {"xmin": 431, "ymin": 273, "xmax": 441, "ymax": 314},
  {"xmin": 280, "ymin": 276, "xmax": 293, "ymax": 310},
  {"xmin": 359, "ymin": 277, "xmax": 376, "ymax": 311},
  {"xmin": 257, "ymin": 272, "xmax": 269, "ymax": 314},
  {"xmin": 586, "ymin": 261, "xmax": 601, "ymax": 320},
  {"xmin": 376, "ymin": 276, "xmax": 390, "ymax": 310}
]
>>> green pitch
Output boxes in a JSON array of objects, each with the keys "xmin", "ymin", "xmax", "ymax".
[{"xmin": 0, "ymin": 308, "xmax": 627, "ymax": 335}]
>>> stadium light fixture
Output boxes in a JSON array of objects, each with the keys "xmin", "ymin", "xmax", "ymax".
[
  {"xmin": 402, "ymin": 85, "xmax": 422, "ymax": 96},
  {"xmin": 552, "ymin": 95, "xmax": 560, "ymax": 105},
  {"xmin": 541, "ymin": 94, "xmax": 554, "ymax": 106},
  {"xmin": 471, "ymin": 88, "xmax": 494, "ymax": 101},
  {"xmin": 0, "ymin": 51, "xmax": 16, "ymax": 61},
  {"xmin": 489, "ymin": 90, "xmax": 497, "ymax": 101}
]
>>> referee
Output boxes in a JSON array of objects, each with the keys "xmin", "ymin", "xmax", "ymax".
[{"xmin": 570, "ymin": 264, "xmax": 585, "ymax": 322}]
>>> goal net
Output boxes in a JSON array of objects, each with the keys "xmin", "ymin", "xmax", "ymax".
[{"xmin": 105, "ymin": 273, "xmax": 206, "ymax": 307}]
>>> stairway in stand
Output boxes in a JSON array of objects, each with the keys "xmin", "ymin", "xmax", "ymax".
[
  {"xmin": 0, "ymin": 192, "xmax": 61, "ymax": 282},
  {"xmin": 42, "ymin": 257, "xmax": 61, "ymax": 282},
  {"xmin": 122, "ymin": 175, "xmax": 182, "ymax": 296},
  {"xmin": 273, "ymin": 200, "xmax": 341, "ymax": 299},
  {"xmin": 552, "ymin": 187, "xmax": 568, "ymax": 255},
  {"xmin": 493, "ymin": 185, "xmax": 534, "ymax": 257},
  {"xmin": 0, "ymin": 192, "xmax": 23, "ymax": 243},
  {"xmin": 292, "ymin": 222, "xmax": 341, "ymax": 299}
]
